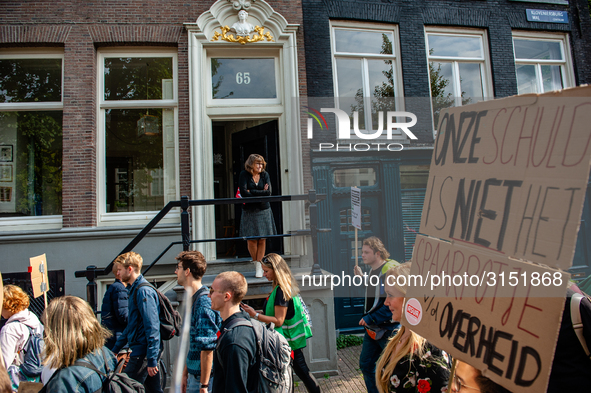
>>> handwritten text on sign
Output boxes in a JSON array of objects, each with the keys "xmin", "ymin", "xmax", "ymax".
[
  {"xmin": 404, "ymin": 235, "xmax": 568, "ymax": 393},
  {"xmin": 421, "ymin": 93, "xmax": 591, "ymax": 269}
]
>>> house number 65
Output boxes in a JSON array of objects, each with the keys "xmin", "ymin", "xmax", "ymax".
[{"xmin": 236, "ymin": 72, "xmax": 251, "ymax": 84}]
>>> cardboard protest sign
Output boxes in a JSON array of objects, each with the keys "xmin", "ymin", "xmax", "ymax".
[
  {"xmin": 420, "ymin": 86, "xmax": 591, "ymax": 270},
  {"xmin": 351, "ymin": 186, "xmax": 361, "ymax": 230},
  {"xmin": 403, "ymin": 235, "xmax": 569, "ymax": 393},
  {"xmin": 29, "ymin": 254, "xmax": 49, "ymax": 299}
]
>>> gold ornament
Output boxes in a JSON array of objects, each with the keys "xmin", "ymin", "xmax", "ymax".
[{"xmin": 212, "ymin": 25, "xmax": 274, "ymax": 45}]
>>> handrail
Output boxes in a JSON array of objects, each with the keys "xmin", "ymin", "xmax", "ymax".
[{"xmin": 75, "ymin": 190, "xmax": 328, "ymax": 312}]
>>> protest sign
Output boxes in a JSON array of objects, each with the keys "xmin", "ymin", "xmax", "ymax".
[
  {"xmin": 29, "ymin": 254, "xmax": 49, "ymax": 305},
  {"xmin": 420, "ymin": 86, "xmax": 591, "ymax": 270},
  {"xmin": 403, "ymin": 235, "xmax": 569, "ymax": 392},
  {"xmin": 406, "ymin": 86, "xmax": 591, "ymax": 392},
  {"xmin": 351, "ymin": 186, "xmax": 361, "ymax": 230}
]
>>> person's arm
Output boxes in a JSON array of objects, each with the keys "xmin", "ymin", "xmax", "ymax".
[
  {"xmin": 246, "ymin": 305, "xmax": 287, "ymax": 327},
  {"xmin": 364, "ymin": 303, "xmax": 395, "ymax": 325},
  {"xmin": 200, "ymin": 350, "xmax": 213, "ymax": 391},
  {"xmin": 238, "ymin": 171, "xmax": 251, "ymax": 197},
  {"xmin": 138, "ymin": 287, "xmax": 162, "ymax": 371},
  {"xmin": 0, "ymin": 326, "xmax": 19, "ymax": 369},
  {"xmin": 111, "ymin": 324, "xmax": 128, "ymax": 354},
  {"xmin": 181, "ymin": 365, "xmax": 188, "ymax": 393}
]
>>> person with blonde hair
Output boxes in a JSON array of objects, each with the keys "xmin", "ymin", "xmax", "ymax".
[
  {"xmin": 375, "ymin": 263, "xmax": 451, "ymax": 393},
  {"xmin": 0, "ymin": 284, "xmax": 43, "ymax": 390},
  {"xmin": 42, "ymin": 296, "xmax": 118, "ymax": 391},
  {"xmin": 111, "ymin": 251, "xmax": 164, "ymax": 393},
  {"xmin": 238, "ymin": 153, "xmax": 277, "ymax": 278},
  {"xmin": 242, "ymin": 253, "xmax": 319, "ymax": 393}
]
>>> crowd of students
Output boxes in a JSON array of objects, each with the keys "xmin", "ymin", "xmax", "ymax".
[{"xmin": 1, "ymin": 241, "xmax": 590, "ymax": 392}]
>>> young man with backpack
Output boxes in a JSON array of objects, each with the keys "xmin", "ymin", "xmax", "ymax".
[
  {"xmin": 353, "ymin": 237, "xmax": 400, "ymax": 393},
  {"xmin": 111, "ymin": 251, "xmax": 164, "ymax": 393},
  {"xmin": 175, "ymin": 251, "xmax": 222, "ymax": 393},
  {"xmin": 209, "ymin": 271, "xmax": 259, "ymax": 393}
]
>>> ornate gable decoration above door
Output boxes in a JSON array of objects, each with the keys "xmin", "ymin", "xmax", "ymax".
[{"xmin": 196, "ymin": 0, "xmax": 289, "ymax": 45}]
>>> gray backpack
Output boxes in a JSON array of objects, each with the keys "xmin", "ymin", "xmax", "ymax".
[{"xmin": 217, "ymin": 318, "xmax": 293, "ymax": 393}]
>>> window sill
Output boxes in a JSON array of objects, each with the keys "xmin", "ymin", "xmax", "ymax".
[{"xmin": 0, "ymin": 215, "xmax": 62, "ymax": 232}]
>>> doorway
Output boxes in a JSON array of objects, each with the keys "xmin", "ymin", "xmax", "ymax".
[{"xmin": 212, "ymin": 119, "xmax": 283, "ymax": 258}]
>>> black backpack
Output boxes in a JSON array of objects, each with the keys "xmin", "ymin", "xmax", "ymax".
[
  {"xmin": 40, "ymin": 349, "xmax": 145, "ymax": 393},
  {"xmin": 133, "ymin": 282, "xmax": 182, "ymax": 341},
  {"xmin": 217, "ymin": 318, "xmax": 293, "ymax": 393},
  {"xmin": 8, "ymin": 322, "xmax": 44, "ymax": 378}
]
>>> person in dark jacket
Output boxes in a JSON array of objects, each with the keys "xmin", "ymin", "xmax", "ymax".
[
  {"xmin": 111, "ymin": 251, "xmax": 163, "ymax": 393},
  {"xmin": 209, "ymin": 271, "xmax": 258, "ymax": 393},
  {"xmin": 100, "ymin": 257, "xmax": 128, "ymax": 350},
  {"xmin": 354, "ymin": 237, "xmax": 400, "ymax": 393},
  {"xmin": 238, "ymin": 154, "xmax": 277, "ymax": 278},
  {"xmin": 43, "ymin": 296, "xmax": 117, "ymax": 393}
]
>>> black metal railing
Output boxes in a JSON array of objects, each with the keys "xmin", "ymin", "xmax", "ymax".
[{"xmin": 75, "ymin": 190, "xmax": 329, "ymax": 312}]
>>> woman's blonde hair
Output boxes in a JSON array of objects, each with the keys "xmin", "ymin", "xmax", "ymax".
[
  {"xmin": 375, "ymin": 326, "xmax": 427, "ymax": 393},
  {"xmin": 244, "ymin": 154, "xmax": 267, "ymax": 175},
  {"xmin": 2, "ymin": 285, "xmax": 29, "ymax": 314},
  {"xmin": 375, "ymin": 262, "xmax": 426, "ymax": 393},
  {"xmin": 43, "ymin": 296, "xmax": 112, "ymax": 369},
  {"xmin": 261, "ymin": 253, "xmax": 299, "ymax": 301}
]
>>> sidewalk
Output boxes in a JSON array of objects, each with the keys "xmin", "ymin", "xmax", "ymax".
[{"xmin": 295, "ymin": 344, "xmax": 366, "ymax": 393}]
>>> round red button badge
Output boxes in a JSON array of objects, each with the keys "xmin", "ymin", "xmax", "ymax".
[{"xmin": 404, "ymin": 298, "xmax": 422, "ymax": 326}]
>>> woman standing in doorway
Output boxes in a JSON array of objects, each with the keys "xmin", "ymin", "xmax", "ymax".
[
  {"xmin": 238, "ymin": 154, "xmax": 276, "ymax": 277},
  {"xmin": 241, "ymin": 253, "xmax": 320, "ymax": 393}
]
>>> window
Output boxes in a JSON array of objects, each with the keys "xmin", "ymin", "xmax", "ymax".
[
  {"xmin": 512, "ymin": 32, "xmax": 574, "ymax": 95},
  {"xmin": 426, "ymin": 28, "xmax": 493, "ymax": 128},
  {"xmin": 98, "ymin": 49, "xmax": 178, "ymax": 224},
  {"xmin": 0, "ymin": 51, "xmax": 63, "ymax": 228},
  {"xmin": 331, "ymin": 22, "xmax": 404, "ymax": 138}
]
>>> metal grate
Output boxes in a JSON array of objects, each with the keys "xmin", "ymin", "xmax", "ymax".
[
  {"xmin": 2, "ymin": 270, "xmax": 65, "ymax": 320},
  {"xmin": 401, "ymin": 190, "xmax": 426, "ymax": 261}
]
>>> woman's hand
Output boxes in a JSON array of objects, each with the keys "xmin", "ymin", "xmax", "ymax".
[
  {"xmin": 240, "ymin": 303, "xmax": 256, "ymax": 317},
  {"xmin": 264, "ymin": 183, "xmax": 269, "ymax": 191}
]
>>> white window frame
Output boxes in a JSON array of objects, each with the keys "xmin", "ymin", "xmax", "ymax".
[
  {"xmin": 206, "ymin": 47, "xmax": 282, "ymax": 108},
  {"xmin": 330, "ymin": 21, "xmax": 405, "ymax": 141},
  {"xmin": 512, "ymin": 31, "xmax": 574, "ymax": 94},
  {"xmin": 0, "ymin": 49, "xmax": 64, "ymax": 232},
  {"xmin": 97, "ymin": 48, "xmax": 180, "ymax": 227},
  {"xmin": 425, "ymin": 27, "xmax": 494, "ymax": 136},
  {"xmin": 426, "ymin": 27, "xmax": 494, "ymax": 103}
]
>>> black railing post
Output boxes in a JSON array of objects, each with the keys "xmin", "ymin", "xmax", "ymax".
[
  {"xmin": 309, "ymin": 189, "xmax": 322, "ymax": 275},
  {"xmin": 85, "ymin": 265, "xmax": 98, "ymax": 313},
  {"xmin": 181, "ymin": 196, "xmax": 190, "ymax": 251}
]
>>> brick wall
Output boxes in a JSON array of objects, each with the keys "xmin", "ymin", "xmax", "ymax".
[
  {"xmin": 302, "ymin": 0, "xmax": 591, "ymax": 146},
  {"xmin": 0, "ymin": 0, "xmax": 307, "ymax": 226}
]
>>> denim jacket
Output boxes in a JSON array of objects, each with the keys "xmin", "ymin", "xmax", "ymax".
[
  {"xmin": 100, "ymin": 279, "xmax": 128, "ymax": 350},
  {"xmin": 46, "ymin": 347, "xmax": 116, "ymax": 393},
  {"xmin": 112, "ymin": 274, "xmax": 161, "ymax": 367}
]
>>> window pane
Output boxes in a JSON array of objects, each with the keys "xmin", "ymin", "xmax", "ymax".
[
  {"xmin": 428, "ymin": 35, "xmax": 483, "ymax": 58},
  {"xmin": 400, "ymin": 165, "xmax": 430, "ymax": 189},
  {"xmin": 105, "ymin": 108, "xmax": 175, "ymax": 212},
  {"xmin": 513, "ymin": 39, "xmax": 563, "ymax": 60},
  {"xmin": 541, "ymin": 65, "xmax": 563, "ymax": 92},
  {"xmin": 429, "ymin": 62, "xmax": 455, "ymax": 128},
  {"xmin": 458, "ymin": 63, "xmax": 484, "ymax": 104},
  {"xmin": 335, "ymin": 30, "xmax": 393, "ymax": 55},
  {"xmin": 0, "ymin": 59, "xmax": 62, "ymax": 103},
  {"xmin": 516, "ymin": 64, "xmax": 538, "ymax": 94},
  {"xmin": 334, "ymin": 168, "xmax": 376, "ymax": 188},
  {"xmin": 336, "ymin": 58, "xmax": 365, "ymax": 130},
  {"xmin": 368, "ymin": 59, "xmax": 395, "ymax": 129},
  {"xmin": 0, "ymin": 111, "xmax": 62, "ymax": 216},
  {"xmin": 211, "ymin": 58, "xmax": 276, "ymax": 99},
  {"xmin": 104, "ymin": 57, "xmax": 173, "ymax": 101}
]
